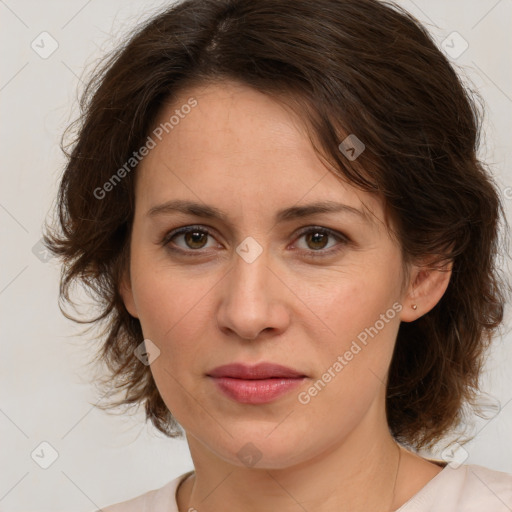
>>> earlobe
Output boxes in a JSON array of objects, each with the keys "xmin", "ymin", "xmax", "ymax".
[
  {"xmin": 400, "ymin": 258, "xmax": 453, "ymax": 323},
  {"xmin": 119, "ymin": 272, "xmax": 139, "ymax": 319}
]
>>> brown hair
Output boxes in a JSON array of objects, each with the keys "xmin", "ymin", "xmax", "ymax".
[{"xmin": 44, "ymin": 0, "xmax": 510, "ymax": 450}]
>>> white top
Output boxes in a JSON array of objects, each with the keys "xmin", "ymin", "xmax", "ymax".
[{"xmin": 97, "ymin": 464, "xmax": 512, "ymax": 512}]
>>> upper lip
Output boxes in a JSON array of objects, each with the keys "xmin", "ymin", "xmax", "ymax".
[{"xmin": 207, "ymin": 362, "xmax": 306, "ymax": 379}]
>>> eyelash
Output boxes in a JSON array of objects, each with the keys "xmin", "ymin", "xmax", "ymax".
[{"xmin": 160, "ymin": 225, "xmax": 350, "ymax": 258}]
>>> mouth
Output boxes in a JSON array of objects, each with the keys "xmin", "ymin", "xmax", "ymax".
[
  {"xmin": 207, "ymin": 362, "xmax": 307, "ymax": 379},
  {"xmin": 207, "ymin": 362, "xmax": 307, "ymax": 404}
]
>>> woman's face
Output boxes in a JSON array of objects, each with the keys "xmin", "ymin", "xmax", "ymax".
[{"xmin": 122, "ymin": 80, "xmax": 415, "ymax": 468}]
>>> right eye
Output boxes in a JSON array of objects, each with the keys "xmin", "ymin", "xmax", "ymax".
[{"xmin": 161, "ymin": 225, "xmax": 221, "ymax": 254}]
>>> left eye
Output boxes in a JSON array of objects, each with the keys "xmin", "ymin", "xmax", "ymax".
[
  {"xmin": 161, "ymin": 225, "xmax": 348, "ymax": 256},
  {"xmin": 292, "ymin": 228, "xmax": 344, "ymax": 252}
]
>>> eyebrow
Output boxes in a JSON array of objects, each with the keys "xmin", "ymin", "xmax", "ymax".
[{"xmin": 147, "ymin": 199, "xmax": 374, "ymax": 225}]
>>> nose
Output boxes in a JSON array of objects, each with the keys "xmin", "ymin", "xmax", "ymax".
[{"xmin": 216, "ymin": 244, "xmax": 291, "ymax": 341}]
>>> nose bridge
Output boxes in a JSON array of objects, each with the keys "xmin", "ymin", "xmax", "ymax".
[
  {"xmin": 230, "ymin": 236, "xmax": 270, "ymax": 309},
  {"xmin": 217, "ymin": 235, "xmax": 288, "ymax": 339}
]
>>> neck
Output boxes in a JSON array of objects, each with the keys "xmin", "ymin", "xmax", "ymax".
[{"xmin": 177, "ymin": 409, "xmax": 405, "ymax": 512}]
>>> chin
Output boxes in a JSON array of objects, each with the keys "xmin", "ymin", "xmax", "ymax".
[{"xmin": 205, "ymin": 429, "xmax": 312, "ymax": 470}]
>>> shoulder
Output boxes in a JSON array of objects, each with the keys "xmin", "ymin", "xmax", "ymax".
[
  {"xmin": 93, "ymin": 471, "xmax": 194, "ymax": 512},
  {"xmin": 399, "ymin": 463, "xmax": 512, "ymax": 511}
]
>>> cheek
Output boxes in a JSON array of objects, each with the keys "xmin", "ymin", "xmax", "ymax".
[
  {"xmin": 294, "ymin": 278, "xmax": 400, "ymax": 435},
  {"xmin": 129, "ymin": 247, "xmax": 218, "ymax": 373},
  {"xmin": 130, "ymin": 262, "xmax": 212, "ymax": 420},
  {"xmin": 294, "ymin": 258, "xmax": 401, "ymax": 343},
  {"xmin": 132, "ymin": 270, "xmax": 205, "ymax": 349},
  {"xmin": 130, "ymin": 242, "xmax": 193, "ymax": 333},
  {"xmin": 292, "ymin": 258, "xmax": 402, "ymax": 390}
]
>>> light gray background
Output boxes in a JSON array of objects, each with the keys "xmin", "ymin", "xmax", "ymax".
[{"xmin": 1, "ymin": 1, "xmax": 511, "ymax": 510}]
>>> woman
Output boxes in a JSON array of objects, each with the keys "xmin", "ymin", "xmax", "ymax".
[{"xmin": 44, "ymin": 0, "xmax": 512, "ymax": 510}]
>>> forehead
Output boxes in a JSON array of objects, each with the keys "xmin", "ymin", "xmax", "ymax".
[
  {"xmin": 151, "ymin": 80, "xmax": 315, "ymax": 162},
  {"xmin": 136, "ymin": 80, "xmax": 385, "ymax": 229}
]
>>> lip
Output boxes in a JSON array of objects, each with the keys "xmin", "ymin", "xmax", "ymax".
[
  {"xmin": 207, "ymin": 363, "xmax": 307, "ymax": 404},
  {"xmin": 207, "ymin": 362, "xmax": 306, "ymax": 379}
]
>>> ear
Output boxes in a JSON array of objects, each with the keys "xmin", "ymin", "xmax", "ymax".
[
  {"xmin": 119, "ymin": 268, "xmax": 139, "ymax": 319},
  {"xmin": 399, "ymin": 256, "xmax": 453, "ymax": 322}
]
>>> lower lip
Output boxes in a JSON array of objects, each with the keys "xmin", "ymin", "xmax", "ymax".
[{"xmin": 209, "ymin": 376, "xmax": 306, "ymax": 404}]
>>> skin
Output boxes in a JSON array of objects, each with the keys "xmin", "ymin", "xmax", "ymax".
[{"xmin": 120, "ymin": 80, "xmax": 452, "ymax": 512}]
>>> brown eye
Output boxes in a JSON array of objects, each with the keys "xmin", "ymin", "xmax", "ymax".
[
  {"xmin": 305, "ymin": 231, "xmax": 329, "ymax": 250},
  {"xmin": 161, "ymin": 225, "xmax": 349, "ymax": 259},
  {"xmin": 182, "ymin": 230, "xmax": 209, "ymax": 249},
  {"xmin": 162, "ymin": 226, "xmax": 215, "ymax": 252},
  {"xmin": 294, "ymin": 226, "xmax": 349, "ymax": 258}
]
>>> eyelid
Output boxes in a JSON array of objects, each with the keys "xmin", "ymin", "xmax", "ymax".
[
  {"xmin": 293, "ymin": 225, "xmax": 349, "ymax": 243},
  {"xmin": 290, "ymin": 225, "xmax": 350, "ymax": 257},
  {"xmin": 160, "ymin": 224, "xmax": 221, "ymax": 249}
]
